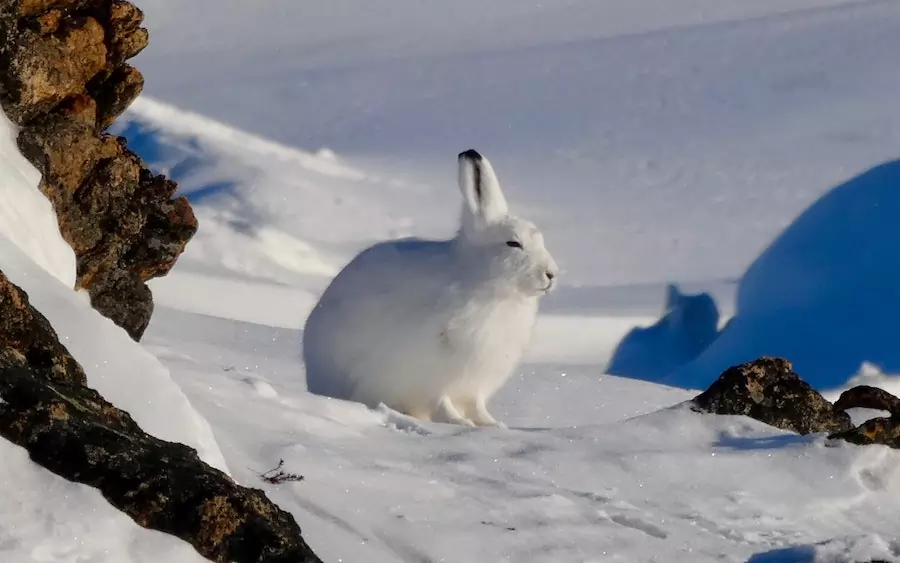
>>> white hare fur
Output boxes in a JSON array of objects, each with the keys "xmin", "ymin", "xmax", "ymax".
[{"xmin": 303, "ymin": 150, "xmax": 558, "ymax": 427}]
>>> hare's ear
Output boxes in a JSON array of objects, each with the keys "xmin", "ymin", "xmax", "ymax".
[{"xmin": 458, "ymin": 149, "xmax": 509, "ymax": 225}]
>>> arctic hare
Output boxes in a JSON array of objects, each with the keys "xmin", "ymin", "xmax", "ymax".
[{"xmin": 303, "ymin": 150, "xmax": 558, "ymax": 427}]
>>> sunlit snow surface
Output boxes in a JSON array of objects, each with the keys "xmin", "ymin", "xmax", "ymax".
[{"xmin": 2, "ymin": 0, "xmax": 900, "ymax": 561}]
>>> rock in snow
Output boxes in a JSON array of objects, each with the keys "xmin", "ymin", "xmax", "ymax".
[
  {"xmin": 693, "ymin": 357, "xmax": 853, "ymax": 435},
  {"xmin": 0, "ymin": 268, "xmax": 322, "ymax": 563},
  {"xmin": 830, "ymin": 385, "xmax": 900, "ymax": 449},
  {"xmin": 0, "ymin": 0, "xmax": 196, "ymax": 340},
  {"xmin": 695, "ymin": 357, "xmax": 900, "ymax": 453},
  {"xmin": 0, "ymin": 1, "xmax": 324, "ymax": 560}
]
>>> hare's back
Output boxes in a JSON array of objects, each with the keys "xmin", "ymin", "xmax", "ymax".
[
  {"xmin": 304, "ymin": 238, "xmax": 458, "ymax": 396},
  {"xmin": 313, "ymin": 237, "xmax": 457, "ymax": 328}
]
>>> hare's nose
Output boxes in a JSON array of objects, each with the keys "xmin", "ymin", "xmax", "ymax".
[{"xmin": 546, "ymin": 271, "xmax": 555, "ymax": 281}]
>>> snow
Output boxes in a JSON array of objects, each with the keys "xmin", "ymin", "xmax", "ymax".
[
  {"xmin": 0, "ymin": 110, "xmax": 75, "ymax": 287},
  {"xmin": 2, "ymin": 0, "xmax": 900, "ymax": 561},
  {"xmin": 0, "ymin": 235, "xmax": 228, "ymax": 474},
  {"xmin": 671, "ymin": 160, "xmax": 900, "ymax": 390},
  {"xmin": 144, "ymin": 307, "xmax": 900, "ymax": 563},
  {"xmin": 0, "ymin": 439, "xmax": 207, "ymax": 563},
  {"xmin": 0, "ymin": 108, "xmax": 225, "ymax": 561}
]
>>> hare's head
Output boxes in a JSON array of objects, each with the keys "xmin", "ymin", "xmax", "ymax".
[{"xmin": 455, "ymin": 149, "xmax": 558, "ymax": 297}]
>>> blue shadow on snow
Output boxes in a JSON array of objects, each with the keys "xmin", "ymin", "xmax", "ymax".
[{"xmin": 662, "ymin": 159, "xmax": 900, "ymax": 391}]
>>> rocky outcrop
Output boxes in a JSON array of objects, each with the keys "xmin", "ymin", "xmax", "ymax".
[
  {"xmin": 831, "ymin": 417, "xmax": 900, "ymax": 448},
  {"xmin": 0, "ymin": 270, "xmax": 322, "ymax": 563},
  {"xmin": 692, "ymin": 357, "xmax": 853, "ymax": 435},
  {"xmin": 694, "ymin": 358, "xmax": 900, "ymax": 450},
  {"xmin": 0, "ymin": 0, "xmax": 196, "ymax": 340},
  {"xmin": 0, "ymin": 3, "xmax": 322, "ymax": 560},
  {"xmin": 833, "ymin": 385, "xmax": 900, "ymax": 415},
  {"xmin": 829, "ymin": 385, "xmax": 900, "ymax": 448}
]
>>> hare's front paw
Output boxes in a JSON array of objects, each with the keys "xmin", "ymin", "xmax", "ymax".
[
  {"xmin": 461, "ymin": 396, "xmax": 507, "ymax": 429},
  {"xmin": 477, "ymin": 419, "xmax": 508, "ymax": 429},
  {"xmin": 435, "ymin": 396, "xmax": 476, "ymax": 427}
]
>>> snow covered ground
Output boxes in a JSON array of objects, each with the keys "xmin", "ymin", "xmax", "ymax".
[
  {"xmin": 0, "ymin": 111, "xmax": 218, "ymax": 563},
  {"xmin": 3, "ymin": 0, "xmax": 900, "ymax": 561},
  {"xmin": 141, "ymin": 305, "xmax": 900, "ymax": 563}
]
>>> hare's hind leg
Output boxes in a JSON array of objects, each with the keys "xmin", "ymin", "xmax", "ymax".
[
  {"xmin": 434, "ymin": 395, "xmax": 476, "ymax": 427},
  {"xmin": 459, "ymin": 396, "xmax": 507, "ymax": 429}
]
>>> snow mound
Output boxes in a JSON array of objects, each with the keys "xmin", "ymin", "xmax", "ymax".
[
  {"xmin": 2, "ymin": 107, "xmax": 224, "ymax": 469},
  {"xmin": 0, "ymin": 110, "xmax": 75, "ymax": 286},
  {"xmin": 607, "ymin": 283, "xmax": 720, "ymax": 381},
  {"xmin": 110, "ymin": 96, "xmax": 458, "ymax": 327},
  {"xmin": 0, "ymin": 235, "xmax": 228, "ymax": 473},
  {"xmin": 670, "ymin": 160, "xmax": 900, "ymax": 390},
  {"xmin": 0, "ymin": 439, "xmax": 207, "ymax": 563},
  {"xmin": 0, "ymin": 107, "xmax": 226, "ymax": 558},
  {"xmin": 113, "ymin": 97, "xmax": 346, "ymax": 285},
  {"xmin": 114, "ymin": 97, "xmax": 434, "ymax": 286}
]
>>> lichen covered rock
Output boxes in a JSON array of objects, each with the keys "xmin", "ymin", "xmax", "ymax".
[
  {"xmin": 833, "ymin": 385, "xmax": 900, "ymax": 416},
  {"xmin": 829, "ymin": 385, "xmax": 900, "ymax": 448},
  {"xmin": 0, "ymin": 269, "xmax": 85, "ymax": 386},
  {"xmin": 692, "ymin": 356, "xmax": 853, "ymax": 435},
  {"xmin": 0, "ymin": 0, "xmax": 196, "ymax": 340},
  {"xmin": 0, "ymin": 270, "xmax": 322, "ymax": 562},
  {"xmin": 830, "ymin": 417, "xmax": 900, "ymax": 449}
]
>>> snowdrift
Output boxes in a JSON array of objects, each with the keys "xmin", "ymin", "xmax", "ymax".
[
  {"xmin": 0, "ymin": 107, "xmax": 226, "ymax": 470},
  {"xmin": 0, "ymin": 110, "xmax": 75, "ymax": 287},
  {"xmin": 0, "ymin": 106, "xmax": 227, "ymax": 559},
  {"xmin": 670, "ymin": 159, "xmax": 900, "ymax": 390},
  {"xmin": 0, "ymin": 439, "xmax": 208, "ymax": 563},
  {"xmin": 0, "ymin": 236, "xmax": 228, "ymax": 472}
]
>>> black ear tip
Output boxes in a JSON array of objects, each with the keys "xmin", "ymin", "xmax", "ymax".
[{"xmin": 459, "ymin": 149, "xmax": 483, "ymax": 162}]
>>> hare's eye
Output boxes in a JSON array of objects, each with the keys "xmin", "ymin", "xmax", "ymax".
[{"xmin": 506, "ymin": 240, "xmax": 523, "ymax": 249}]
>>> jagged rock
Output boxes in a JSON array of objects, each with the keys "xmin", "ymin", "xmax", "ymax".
[
  {"xmin": 828, "ymin": 385, "xmax": 900, "ymax": 448},
  {"xmin": 0, "ymin": 0, "xmax": 197, "ymax": 339},
  {"xmin": 693, "ymin": 356, "xmax": 853, "ymax": 435},
  {"xmin": 0, "ymin": 1, "xmax": 318, "ymax": 560},
  {"xmin": 0, "ymin": 12, "xmax": 107, "ymax": 122},
  {"xmin": 91, "ymin": 64, "xmax": 144, "ymax": 129},
  {"xmin": 107, "ymin": 0, "xmax": 148, "ymax": 64},
  {"xmin": 0, "ymin": 271, "xmax": 86, "ymax": 386},
  {"xmin": 830, "ymin": 417, "xmax": 900, "ymax": 449},
  {"xmin": 0, "ymin": 270, "xmax": 323, "ymax": 563},
  {"xmin": 833, "ymin": 385, "xmax": 900, "ymax": 415}
]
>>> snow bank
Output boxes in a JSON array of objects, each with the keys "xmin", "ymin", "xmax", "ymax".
[
  {"xmin": 607, "ymin": 283, "xmax": 720, "ymax": 381},
  {"xmin": 113, "ymin": 97, "xmax": 421, "ymax": 288},
  {"xmin": 0, "ymin": 108, "xmax": 223, "ymax": 559},
  {"xmin": 108, "ymin": 96, "xmax": 464, "ymax": 327},
  {"xmin": 0, "ymin": 110, "xmax": 76, "ymax": 286},
  {"xmin": 0, "ymin": 235, "xmax": 228, "ymax": 473},
  {"xmin": 0, "ymin": 439, "xmax": 207, "ymax": 563},
  {"xmin": 0, "ymin": 107, "xmax": 226, "ymax": 472},
  {"xmin": 670, "ymin": 159, "xmax": 900, "ymax": 390}
]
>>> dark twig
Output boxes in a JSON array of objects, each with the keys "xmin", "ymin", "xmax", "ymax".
[{"xmin": 259, "ymin": 459, "xmax": 305, "ymax": 485}]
